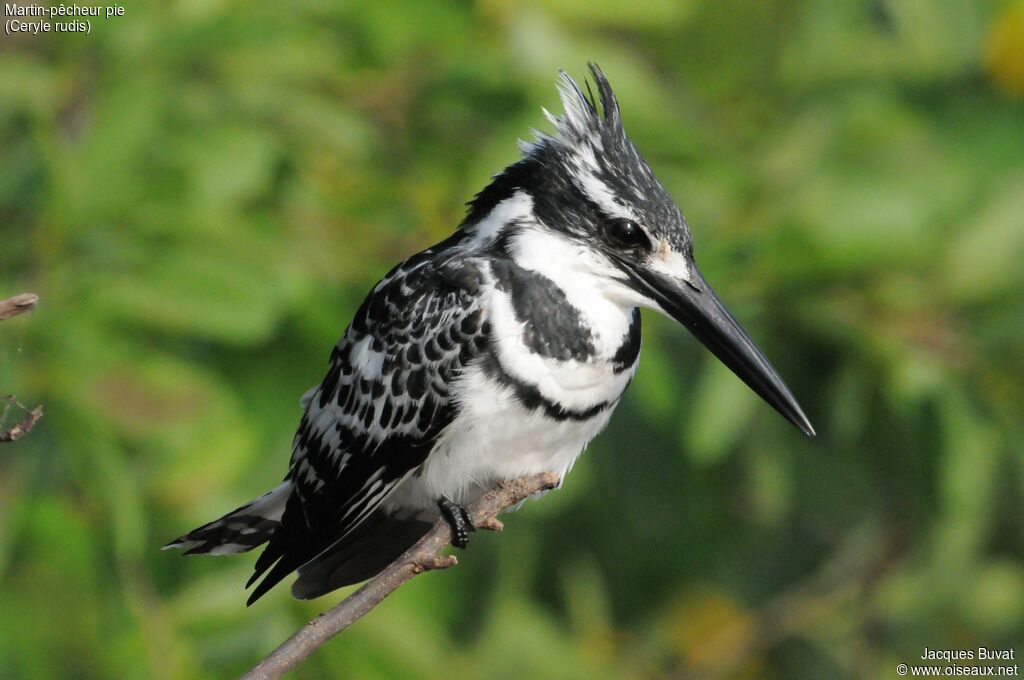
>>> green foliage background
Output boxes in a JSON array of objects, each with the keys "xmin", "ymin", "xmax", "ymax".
[{"xmin": 2, "ymin": 1, "xmax": 1023, "ymax": 677}]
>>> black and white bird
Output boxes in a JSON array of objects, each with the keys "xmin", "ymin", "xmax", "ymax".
[{"xmin": 166, "ymin": 64, "xmax": 815, "ymax": 605}]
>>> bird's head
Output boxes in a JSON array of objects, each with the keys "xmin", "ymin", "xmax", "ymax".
[{"xmin": 462, "ymin": 64, "xmax": 814, "ymax": 437}]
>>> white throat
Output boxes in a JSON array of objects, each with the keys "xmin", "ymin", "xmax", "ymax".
[{"xmin": 505, "ymin": 226, "xmax": 642, "ymax": 358}]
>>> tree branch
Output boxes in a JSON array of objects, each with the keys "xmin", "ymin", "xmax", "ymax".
[
  {"xmin": 0, "ymin": 293, "xmax": 43, "ymax": 443},
  {"xmin": 0, "ymin": 401, "xmax": 44, "ymax": 443},
  {"xmin": 240, "ymin": 471, "xmax": 560, "ymax": 680},
  {"xmin": 0, "ymin": 293, "xmax": 38, "ymax": 321}
]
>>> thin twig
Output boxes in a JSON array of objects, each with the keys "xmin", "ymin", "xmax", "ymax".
[
  {"xmin": 0, "ymin": 401, "xmax": 43, "ymax": 443},
  {"xmin": 240, "ymin": 471, "xmax": 560, "ymax": 680},
  {"xmin": 0, "ymin": 293, "xmax": 38, "ymax": 321},
  {"xmin": 1, "ymin": 295, "xmax": 42, "ymax": 442}
]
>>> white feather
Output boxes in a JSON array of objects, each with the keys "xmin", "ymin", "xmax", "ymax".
[
  {"xmin": 467, "ymin": 190, "xmax": 535, "ymax": 245},
  {"xmin": 382, "ymin": 226, "xmax": 643, "ymax": 517}
]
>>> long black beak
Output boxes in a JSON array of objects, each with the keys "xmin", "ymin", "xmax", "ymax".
[{"xmin": 621, "ymin": 260, "xmax": 815, "ymax": 437}]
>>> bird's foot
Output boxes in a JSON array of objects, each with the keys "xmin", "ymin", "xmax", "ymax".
[{"xmin": 437, "ymin": 497, "xmax": 475, "ymax": 549}]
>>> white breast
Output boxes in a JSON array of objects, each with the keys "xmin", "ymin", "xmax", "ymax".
[
  {"xmin": 381, "ymin": 360, "xmax": 625, "ymax": 516},
  {"xmin": 383, "ymin": 274, "xmax": 638, "ymax": 516},
  {"xmin": 383, "ymin": 225, "xmax": 642, "ymax": 517}
]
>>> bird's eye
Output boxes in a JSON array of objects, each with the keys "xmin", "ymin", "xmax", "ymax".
[{"xmin": 606, "ymin": 220, "xmax": 647, "ymax": 250}]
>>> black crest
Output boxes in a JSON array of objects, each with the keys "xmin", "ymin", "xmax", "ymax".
[{"xmin": 462, "ymin": 63, "xmax": 691, "ymax": 254}]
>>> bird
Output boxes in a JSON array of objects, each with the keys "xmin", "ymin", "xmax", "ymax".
[{"xmin": 165, "ymin": 64, "xmax": 815, "ymax": 605}]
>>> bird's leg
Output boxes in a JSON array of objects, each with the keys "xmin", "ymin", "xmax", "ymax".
[{"xmin": 437, "ymin": 497, "xmax": 475, "ymax": 549}]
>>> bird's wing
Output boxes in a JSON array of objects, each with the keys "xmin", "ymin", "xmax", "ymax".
[{"xmin": 246, "ymin": 247, "xmax": 489, "ymax": 603}]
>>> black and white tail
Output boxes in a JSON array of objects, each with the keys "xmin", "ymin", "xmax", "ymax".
[{"xmin": 163, "ymin": 482, "xmax": 291, "ymax": 555}]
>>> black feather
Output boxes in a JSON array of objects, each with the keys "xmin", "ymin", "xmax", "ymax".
[{"xmin": 245, "ymin": 239, "xmax": 489, "ymax": 604}]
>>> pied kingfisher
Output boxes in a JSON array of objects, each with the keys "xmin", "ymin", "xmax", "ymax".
[{"xmin": 166, "ymin": 64, "xmax": 815, "ymax": 605}]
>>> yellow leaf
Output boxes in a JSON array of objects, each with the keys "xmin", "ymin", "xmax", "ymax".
[
  {"xmin": 985, "ymin": 3, "xmax": 1024, "ymax": 97},
  {"xmin": 662, "ymin": 585, "xmax": 757, "ymax": 670}
]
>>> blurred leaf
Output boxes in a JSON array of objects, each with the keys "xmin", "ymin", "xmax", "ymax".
[
  {"xmin": 985, "ymin": 2, "xmax": 1024, "ymax": 97},
  {"xmin": 962, "ymin": 560, "xmax": 1024, "ymax": 636},
  {"xmin": 561, "ymin": 556, "xmax": 614, "ymax": 643},
  {"xmin": 629, "ymin": 319, "xmax": 679, "ymax": 421},
  {"xmin": 946, "ymin": 171, "xmax": 1024, "ymax": 303},
  {"xmin": 181, "ymin": 124, "xmax": 280, "ymax": 212},
  {"xmin": 504, "ymin": 0, "xmax": 695, "ymax": 29},
  {"xmin": 745, "ymin": 447, "xmax": 792, "ymax": 525},
  {"xmin": 782, "ymin": 0, "xmax": 984, "ymax": 85},
  {"xmin": 660, "ymin": 585, "xmax": 756, "ymax": 672},
  {"xmin": 683, "ymin": 359, "xmax": 757, "ymax": 465},
  {"xmin": 475, "ymin": 592, "xmax": 635, "ymax": 680},
  {"xmin": 933, "ymin": 389, "xmax": 1000, "ymax": 567},
  {"xmin": 91, "ymin": 239, "xmax": 296, "ymax": 344}
]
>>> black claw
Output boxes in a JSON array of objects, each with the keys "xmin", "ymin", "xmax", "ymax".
[{"xmin": 437, "ymin": 497, "xmax": 475, "ymax": 549}]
